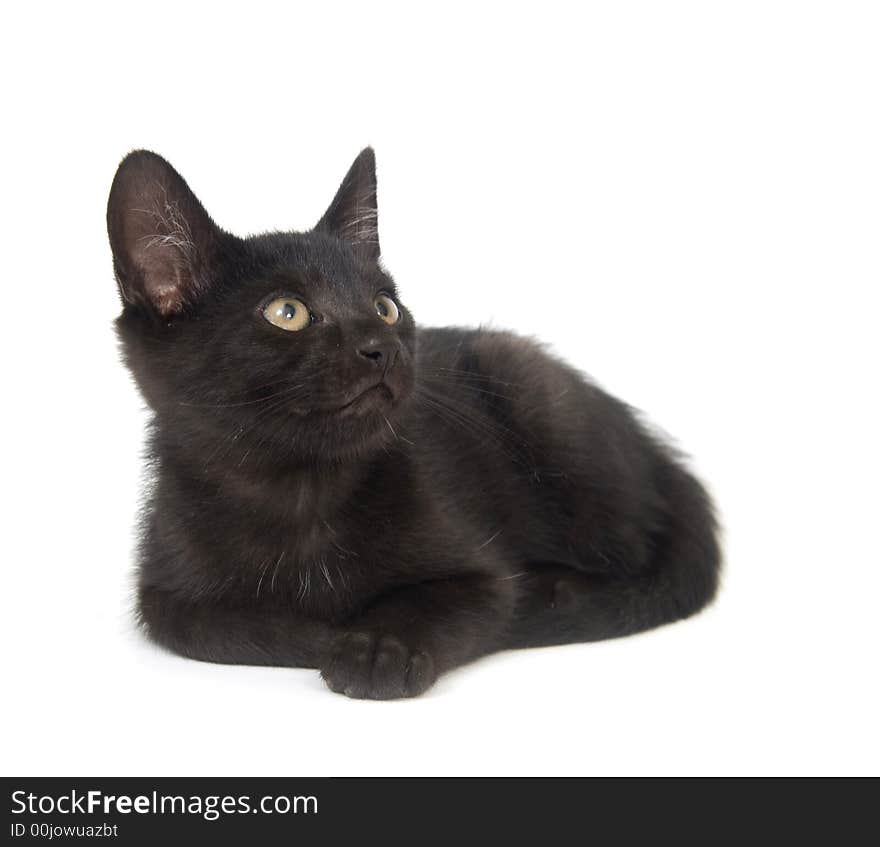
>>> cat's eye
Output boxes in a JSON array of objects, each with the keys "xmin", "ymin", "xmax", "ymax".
[
  {"xmin": 262, "ymin": 297, "xmax": 311, "ymax": 331},
  {"xmin": 374, "ymin": 294, "xmax": 400, "ymax": 325}
]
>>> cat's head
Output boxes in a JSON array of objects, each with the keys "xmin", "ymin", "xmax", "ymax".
[{"xmin": 108, "ymin": 148, "xmax": 415, "ymax": 465}]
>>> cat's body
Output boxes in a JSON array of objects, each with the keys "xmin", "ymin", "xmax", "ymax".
[{"xmin": 110, "ymin": 149, "xmax": 720, "ymax": 698}]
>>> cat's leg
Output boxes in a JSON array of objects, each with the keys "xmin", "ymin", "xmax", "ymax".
[
  {"xmin": 138, "ymin": 586, "xmax": 335, "ymax": 669},
  {"xmin": 320, "ymin": 573, "xmax": 515, "ymax": 699},
  {"xmin": 506, "ymin": 460, "xmax": 720, "ymax": 648},
  {"xmin": 503, "ymin": 564, "xmax": 644, "ymax": 648}
]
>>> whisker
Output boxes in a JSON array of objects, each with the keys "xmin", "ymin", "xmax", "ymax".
[
  {"xmin": 255, "ymin": 556, "xmax": 272, "ymax": 599},
  {"xmin": 414, "ymin": 387, "xmax": 532, "ymax": 467},
  {"xmin": 319, "ymin": 558, "xmax": 334, "ymax": 591},
  {"xmin": 270, "ymin": 551, "xmax": 286, "ymax": 593},
  {"xmin": 475, "ymin": 528, "xmax": 503, "ymax": 551}
]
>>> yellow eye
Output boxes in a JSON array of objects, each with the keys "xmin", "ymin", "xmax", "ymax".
[
  {"xmin": 374, "ymin": 294, "xmax": 400, "ymax": 325},
  {"xmin": 262, "ymin": 297, "xmax": 311, "ymax": 331}
]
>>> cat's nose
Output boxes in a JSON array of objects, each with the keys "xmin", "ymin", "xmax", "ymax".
[{"xmin": 357, "ymin": 338, "xmax": 397, "ymax": 367}]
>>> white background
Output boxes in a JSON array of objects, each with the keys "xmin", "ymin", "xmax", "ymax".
[{"xmin": 2, "ymin": 1, "xmax": 877, "ymax": 776}]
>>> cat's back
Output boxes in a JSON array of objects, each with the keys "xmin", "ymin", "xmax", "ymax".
[
  {"xmin": 410, "ymin": 323, "xmax": 657, "ymax": 490},
  {"xmin": 407, "ymin": 323, "xmax": 600, "ymax": 485},
  {"xmin": 414, "ymin": 324, "xmax": 592, "ymax": 415}
]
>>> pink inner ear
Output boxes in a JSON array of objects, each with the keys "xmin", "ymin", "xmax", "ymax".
[
  {"xmin": 127, "ymin": 193, "xmax": 199, "ymax": 315},
  {"xmin": 138, "ymin": 258, "xmax": 190, "ymax": 315},
  {"xmin": 109, "ymin": 151, "xmax": 218, "ymax": 316}
]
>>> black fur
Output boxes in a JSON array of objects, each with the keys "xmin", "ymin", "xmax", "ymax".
[{"xmin": 108, "ymin": 148, "xmax": 721, "ymax": 699}]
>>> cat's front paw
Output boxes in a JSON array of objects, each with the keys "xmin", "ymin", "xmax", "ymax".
[{"xmin": 320, "ymin": 632, "xmax": 436, "ymax": 700}]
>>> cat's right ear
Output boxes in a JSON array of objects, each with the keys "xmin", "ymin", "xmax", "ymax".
[{"xmin": 107, "ymin": 151, "xmax": 221, "ymax": 316}]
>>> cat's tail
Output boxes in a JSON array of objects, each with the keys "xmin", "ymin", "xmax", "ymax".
[{"xmin": 504, "ymin": 458, "xmax": 721, "ymax": 649}]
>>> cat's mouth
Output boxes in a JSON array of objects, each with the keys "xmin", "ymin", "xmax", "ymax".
[{"xmin": 334, "ymin": 381, "xmax": 395, "ymax": 416}]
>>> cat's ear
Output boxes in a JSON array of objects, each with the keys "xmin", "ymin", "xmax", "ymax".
[
  {"xmin": 107, "ymin": 150, "xmax": 222, "ymax": 316},
  {"xmin": 315, "ymin": 147, "xmax": 379, "ymax": 261}
]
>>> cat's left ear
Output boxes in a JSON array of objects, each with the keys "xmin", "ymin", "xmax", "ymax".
[{"xmin": 315, "ymin": 147, "xmax": 379, "ymax": 261}]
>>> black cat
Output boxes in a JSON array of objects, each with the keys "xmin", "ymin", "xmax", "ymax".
[{"xmin": 108, "ymin": 148, "xmax": 720, "ymax": 699}]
